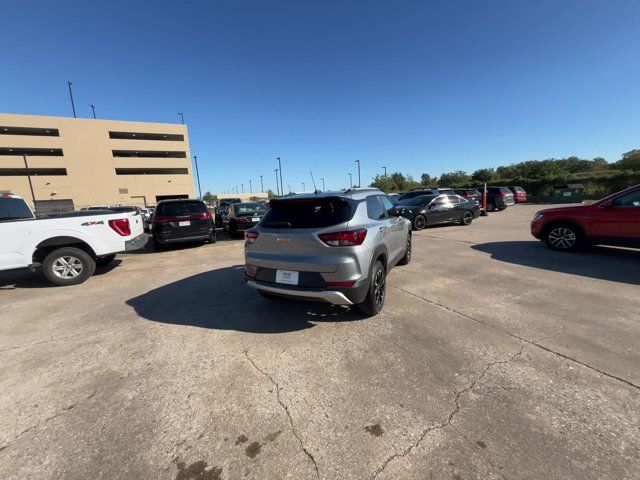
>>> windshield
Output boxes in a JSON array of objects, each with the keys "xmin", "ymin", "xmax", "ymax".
[
  {"xmin": 0, "ymin": 197, "xmax": 34, "ymax": 221},
  {"xmin": 404, "ymin": 195, "xmax": 436, "ymax": 206},
  {"xmin": 233, "ymin": 203, "xmax": 267, "ymax": 216},
  {"xmin": 261, "ymin": 197, "xmax": 352, "ymax": 228},
  {"xmin": 156, "ymin": 201, "xmax": 207, "ymax": 217}
]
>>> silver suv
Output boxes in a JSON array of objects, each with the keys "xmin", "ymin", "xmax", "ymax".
[{"xmin": 244, "ymin": 189, "xmax": 412, "ymax": 315}]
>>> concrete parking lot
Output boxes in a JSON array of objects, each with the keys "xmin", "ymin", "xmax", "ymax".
[{"xmin": 1, "ymin": 204, "xmax": 638, "ymax": 480}]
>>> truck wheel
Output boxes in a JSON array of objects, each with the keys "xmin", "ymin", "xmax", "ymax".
[
  {"xmin": 96, "ymin": 254, "xmax": 116, "ymax": 267},
  {"xmin": 43, "ymin": 247, "xmax": 96, "ymax": 286},
  {"xmin": 357, "ymin": 260, "xmax": 386, "ymax": 316}
]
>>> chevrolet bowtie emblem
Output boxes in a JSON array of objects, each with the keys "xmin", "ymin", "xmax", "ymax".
[{"xmin": 276, "ymin": 237, "xmax": 290, "ymax": 243}]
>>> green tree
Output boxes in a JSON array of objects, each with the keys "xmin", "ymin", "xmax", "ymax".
[
  {"xmin": 202, "ymin": 191, "xmax": 215, "ymax": 203},
  {"xmin": 471, "ymin": 168, "xmax": 495, "ymax": 183},
  {"xmin": 420, "ymin": 173, "xmax": 435, "ymax": 186},
  {"xmin": 438, "ymin": 170, "xmax": 470, "ymax": 187},
  {"xmin": 614, "ymin": 150, "xmax": 640, "ymax": 171}
]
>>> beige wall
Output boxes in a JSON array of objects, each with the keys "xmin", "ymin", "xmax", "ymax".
[{"xmin": 0, "ymin": 113, "xmax": 196, "ymax": 209}]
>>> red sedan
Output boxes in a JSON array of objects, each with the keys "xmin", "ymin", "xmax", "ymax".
[{"xmin": 531, "ymin": 184, "xmax": 640, "ymax": 251}]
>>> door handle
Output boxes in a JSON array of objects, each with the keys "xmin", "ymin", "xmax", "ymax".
[{"xmin": 379, "ymin": 226, "xmax": 387, "ymax": 232}]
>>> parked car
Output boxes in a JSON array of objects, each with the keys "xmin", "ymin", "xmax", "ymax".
[
  {"xmin": 480, "ymin": 186, "xmax": 515, "ymax": 211},
  {"xmin": 152, "ymin": 199, "xmax": 216, "ymax": 249},
  {"xmin": 454, "ymin": 188, "xmax": 482, "ymax": 203},
  {"xmin": 398, "ymin": 189, "xmax": 439, "ymax": 202},
  {"xmin": 531, "ymin": 184, "xmax": 640, "ymax": 251},
  {"xmin": 221, "ymin": 202, "xmax": 268, "ymax": 237},
  {"xmin": 219, "ymin": 197, "xmax": 242, "ymax": 207},
  {"xmin": 0, "ymin": 194, "xmax": 146, "ymax": 285},
  {"xmin": 244, "ymin": 189, "xmax": 411, "ymax": 316},
  {"xmin": 397, "ymin": 194, "xmax": 480, "ymax": 230},
  {"xmin": 387, "ymin": 193, "xmax": 401, "ymax": 204},
  {"xmin": 508, "ymin": 186, "xmax": 527, "ymax": 203},
  {"xmin": 437, "ymin": 188, "xmax": 457, "ymax": 195}
]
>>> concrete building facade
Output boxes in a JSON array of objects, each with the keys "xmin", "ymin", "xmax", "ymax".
[{"xmin": 0, "ymin": 113, "xmax": 196, "ymax": 213}]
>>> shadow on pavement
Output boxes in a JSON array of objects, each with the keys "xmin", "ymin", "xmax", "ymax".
[
  {"xmin": 0, "ymin": 259, "xmax": 123, "ymax": 289},
  {"xmin": 127, "ymin": 231, "xmax": 243, "ymax": 255},
  {"xmin": 472, "ymin": 241, "xmax": 640, "ymax": 285},
  {"xmin": 126, "ymin": 265, "xmax": 365, "ymax": 333}
]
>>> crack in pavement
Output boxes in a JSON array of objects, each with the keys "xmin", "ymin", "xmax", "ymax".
[
  {"xmin": 391, "ymin": 285, "xmax": 640, "ymax": 391},
  {"xmin": 369, "ymin": 344, "xmax": 526, "ymax": 480},
  {"xmin": 242, "ymin": 345, "xmax": 320, "ymax": 480}
]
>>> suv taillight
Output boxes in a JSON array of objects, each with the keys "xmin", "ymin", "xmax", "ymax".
[
  {"xmin": 108, "ymin": 218, "xmax": 131, "ymax": 236},
  {"xmin": 245, "ymin": 230, "xmax": 259, "ymax": 244},
  {"xmin": 318, "ymin": 228, "xmax": 367, "ymax": 246}
]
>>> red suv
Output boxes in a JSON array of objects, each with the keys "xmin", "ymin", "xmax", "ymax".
[
  {"xmin": 508, "ymin": 186, "xmax": 527, "ymax": 203},
  {"xmin": 531, "ymin": 184, "xmax": 640, "ymax": 251}
]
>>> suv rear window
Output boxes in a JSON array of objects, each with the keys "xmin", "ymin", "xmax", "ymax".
[
  {"xmin": 499, "ymin": 187, "xmax": 513, "ymax": 195},
  {"xmin": 0, "ymin": 197, "xmax": 34, "ymax": 221},
  {"xmin": 156, "ymin": 201, "xmax": 207, "ymax": 217},
  {"xmin": 262, "ymin": 197, "xmax": 352, "ymax": 228}
]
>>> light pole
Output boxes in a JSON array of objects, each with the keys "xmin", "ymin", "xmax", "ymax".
[
  {"xmin": 348, "ymin": 173, "xmax": 352, "ymax": 188},
  {"xmin": 274, "ymin": 169, "xmax": 280, "ymax": 196},
  {"xmin": 249, "ymin": 179, "xmax": 252, "ymax": 194},
  {"xmin": 302, "ymin": 182, "xmax": 305, "ymax": 191},
  {"xmin": 67, "ymin": 81, "xmax": 76, "ymax": 118},
  {"xmin": 241, "ymin": 183, "xmax": 244, "ymax": 194},
  {"xmin": 260, "ymin": 175, "xmax": 263, "ymax": 193},
  {"xmin": 277, "ymin": 156, "xmax": 284, "ymax": 197},
  {"xmin": 287, "ymin": 184, "xmax": 291, "ymax": 193},
  {"xmin": 193, "ymin": 155, "xmax": 202, "ymax": 199},
  {"xmin": 382, "ymin": 166, "xmax": 387, "ymax": 176},
  {"xmin": 90, "ymin": 105, "xmax": 96, "ymax": 119},
  {"xmin": 22, "ymin": 155, "xmax": 36, "ymax": 211},
  {"xmin": 178, "ymin": 113, "xmax": 184, "ymax": 124},
  {"xmin": 321, "ymin": 178, "xmax": 325, "ymax": 191},
  {"xmin": 355, "ymin": 159, "xmax": 361, "ymax": 188}
]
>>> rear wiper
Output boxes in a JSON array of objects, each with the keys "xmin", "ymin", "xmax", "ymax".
[{"xmin": 264, "ymin": 221, "xmax": 291, "ymax": 228}]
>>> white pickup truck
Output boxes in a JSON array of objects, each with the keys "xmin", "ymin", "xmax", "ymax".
[{"xmin": 0, "ymin": 194, "xmax": 147, "ymax": 285}]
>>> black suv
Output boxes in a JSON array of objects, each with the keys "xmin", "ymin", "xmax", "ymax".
[
  {"xmin": 152, "ymin": 199, "xmax": 216, "ymax": 249},
  {"xmin": 480, "ymin": 186, "xmax": 515, "ymax": 211}
]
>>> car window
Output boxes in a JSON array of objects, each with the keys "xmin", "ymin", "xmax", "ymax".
[
  {"xmin": 499, "ymin": 187, "xmax": 513, "ymax": 195},
  {"xmin": 447, "ymin": 195, "xmax": 463, "ymax": 204},
  {"xmin": 366, "ymin": 195, "xmax": 386, "ymax": 220},
  {"xmin": 0, "ymin": 197, "xmax": 34, "ymax": 221},
  {"xmin": 404, "ymin": 195, "xmax": 435, "ymax": 206},
  {"xmin": 156, "ymin": 201, "xmax": 207, "ymax": 216},
  {"xmin": 233, "ymin": 203, "xmax": 267, "ymax": 215},
  {"xmin": 431, "ymin": 196, "xmax": 449, "ymax": 206},
  {"xmin": 613, "ymin": 190, "xmax": 640, "ymax": 207},
  {"xmin": 378, "ymin": 195, "xmax": 396, "ymax": 217},
  {"xmin": 262, "ymin": 197, "xmax": 352, "ymax": 228}
]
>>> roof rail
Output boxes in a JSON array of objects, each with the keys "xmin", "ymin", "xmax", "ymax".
[{"xmin": 344, "ymin": 187, "xmax": 380, "ymax": 194}]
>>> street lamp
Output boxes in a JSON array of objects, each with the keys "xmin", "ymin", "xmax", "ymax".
[
  {"xmin": 67, "ymin": 81, "xmax": 76, "ymax": 118},
  {"xmin": 241, "ymin": 183, "xmax": 244, "ymax": 194},
  {"xmin": 355, "ymin": 159, "xmax": 361, "ymax": 188},
  {"xmin": 260, "ymin": 175, "xmax": 264, "ymax": 192},
  {"xmin": 249, "ymin": 179, "xmax": 252, "ymax": 194},
  {"xmin": 178, "ymin": 112, "xmax": 184, "ymax": 124},
  {"xmin": 90, "ymin": 104, "xmax": 96, "ymax": 119},
  {"xmin": 382, "ymin": 166, "xmax": 387, "ymax": 176},
  {"xmin": 302, "ymin": 182, "xmax": 305, "ymax": 191},
  {"xmin": 321, "ymin": 178, "xmax": 325, "ymax": 191},
  {"xmin": 193, "ymin": 155, "xmax": 202, "ymax": 199},
  {"xmin": 287, "ymin": 184, "xmax": 291, "ymax": 193},
  {"xmin": 277, "ymin": 156, "xmax": 284, "ymax": 196},
  {"xmin": 348, "ymin": 173, "xmax": 352, "ymax": 188},
  {"xmin": 274, "ymin": 169, "xmax": 280, "ymax": 196}
]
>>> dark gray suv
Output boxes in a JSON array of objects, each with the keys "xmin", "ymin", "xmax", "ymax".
[{"xmin": 244, "ymin": 189, "xmax": 412, "ymax": 315}]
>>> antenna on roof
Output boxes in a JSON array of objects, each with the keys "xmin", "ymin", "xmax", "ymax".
[{"xmin": 310, "ymin": 171, "xmax": 318, "ymax": 193}]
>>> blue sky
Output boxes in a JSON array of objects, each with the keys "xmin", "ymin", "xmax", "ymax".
[{"xmin": 2, "ymin": 0, "xmax": 639, "ymax": 193}]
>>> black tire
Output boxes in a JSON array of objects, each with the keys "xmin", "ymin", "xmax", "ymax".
[
  {"xmin": 42, "ymin": 247, "xmax": 96, "ymax": 286},
  {"xmin": 461, "ymin": 210, "xmax": 474, "ymax": 226},
  {"xmin": 357, "ymin": 260, "xmax": 386, "ymax": 316},
  {"xmin": 413, "ymin": 214, "xmax": 427, "ymax": 231},
  {"xmin": 543, "ymin": 222, "xmax": 584, "ymax": 252},
  {"xmin": 96, "ymin": 254, "xmax": 116, "ymax": 267},
  {"xmin": 397, "ymin": 233, "xmax": 412, "ymax": 265},
  {"xmin": 153, "ymin": 236, "xmax": 166, "ymax": 251},
  {"xmin": 206, "ymin": 230, "xmax": 217, "ymax": 243}
]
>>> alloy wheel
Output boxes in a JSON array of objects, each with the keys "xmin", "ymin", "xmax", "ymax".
[
  {"xmin": 414, "ymin": 215, "xmax": 426, "ymax": 230},
  {"xmin": 51, "ymin": 256, "xmax": 84, "ymax": 279},
  {"xmin": 373, "ymin": 266, "xmax": 386, "ymax": 309},
  {"xmin": 548, "ymin": 227, "xmax": 576, "ymax": 249},
  {"xmin": 463, "ymin": 212, "xmax": 473, "ymax": 225}
]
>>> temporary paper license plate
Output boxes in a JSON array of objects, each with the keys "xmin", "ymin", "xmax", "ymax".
[
  {"xmin": 276, "ymin": 270, "xmax": 299, "ymax": 285},
  {"xmin": 178, "ymin": 221, "xmax": 191, "ymax": 226}
]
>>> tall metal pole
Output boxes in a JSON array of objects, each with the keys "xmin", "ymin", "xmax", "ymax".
[
  {"xmin": 178, "ymin": 113, "xmax": 184, "ymax": 124},
  {"xmin": 287, "ymin": 185, "xmax": 291, "ymax": 193},
  {"xmin": 260, "ymin": 175, "xmax": 264, "ymax": 193},
  {"xmin": 321, "ymin": 178, "xmax": 325, "ymax": 191},
  {"xmin": 382, "ymin": 166, "xmax": 387, "ymax": 176},
  {"xmin": 302, "ymin": 182, "xmax": 305, "ymax": 191},
  {"xmin": 348, "ymin": 173, "xmax": 352, "ymax": 188},
  {"xmin": 90, "ymin": 104, "xmax": 96, "ymax": 119},
  {"xmin": 274, "ymin": 169, "xmax": 280, "ymax": 196},
  {"xmin": 193, "ymin": 155, "xmax": 202, "ymax": 199},
  {"xmin": 67, "ymin": 81, "xmax": 76, "ymax": 118},
  {"xmin": 277, "ymin": 157, "xmax": 284, "ymax": 197},
  {"xmin": 355, "ymin": 159, "xmax": 361, "ymax": 188},
  {"xmin": 22, "ymin": 155, "xmax": 36, "ymax": 211},
  {"xmin": 241, "ymin": 183, "xmax": 244, "ymax": 194},
  {"xmin": 249, "ymin": 179, "xmax": 252, "ymax": 194}
]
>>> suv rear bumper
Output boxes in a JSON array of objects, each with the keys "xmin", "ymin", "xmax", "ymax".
[{"xmin": 246, "ymin": 278, "xmax": 370, "ymax": 306}]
